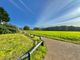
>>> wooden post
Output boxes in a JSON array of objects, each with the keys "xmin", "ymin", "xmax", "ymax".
[
  {"xmin": 41, "ymin": 41, "xmax": 44, "ymax": 46},
  {"xmin": 28, "ymin": 52, "xmax": 30, "ymax": 60},
  {"xmin": 39, "ymin": 36, "xmax": 44, "ymax": 46},
  {"xmin": 39, "ymin": 36, "xmax": 41, "ymax": 40}
]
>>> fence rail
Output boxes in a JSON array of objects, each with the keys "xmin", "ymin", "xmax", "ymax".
[{"xmin": 17, "ymin": 34, "xmax": 44, "ymax": 60}]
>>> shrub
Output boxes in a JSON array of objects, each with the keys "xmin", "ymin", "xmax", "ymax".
[
  {"xmin": 23, "ymin": 26, "xmax": 30, "ymax": 30},
  {"xmin": 33, "ymin": 27, "xmax": 41, "ymax": 31},
  {"xmin": 0, "ymin": 24, "xmax": 19, "ymax": 34}
]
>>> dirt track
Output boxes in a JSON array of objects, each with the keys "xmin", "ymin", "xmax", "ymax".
[{"xmin": 42, "ymin": 38, "xmax": 80, "ymax": 60}]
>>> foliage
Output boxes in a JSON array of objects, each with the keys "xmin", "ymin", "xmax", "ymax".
[
  {"xmin": 0, "ymin": 7, "xmax": 10, "ymax": 23},
  {"xmin": 0, "ymin": 34, "xmax": 33, "ymax": 60},
  {"xmin": 23, "ymin": 26, "xmax": 30, "ymax": 30},
  {"xmin": 0, "ymin": 25, "xmax": 11, "ymax": 34},
  {"xmin": 29, "ymin": 31, "xmax": 80, "ymax": 44},
  {"xmin": 0, "ymin": 24, "xmax": 19, "ymax": 34},
  {"xmin": 33, "ymin": 27, "xmax": 41, "ymax": 30},
  {"xmin": 42, "ymin": 26, "xmax": 80, "ymax": 31}
]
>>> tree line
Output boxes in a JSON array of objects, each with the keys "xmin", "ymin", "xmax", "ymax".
[
  {"xmin": 23, "ymin": 26, "xmax": 80, "ymax": 31},
  {"xmin": 41, "ymin": 26, "xmax": 80, "ymax": 31}
]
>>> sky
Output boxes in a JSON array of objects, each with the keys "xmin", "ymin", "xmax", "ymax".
[{"xmin": 0, "ymin": 0, "xmax": 80, "ymax": 28}]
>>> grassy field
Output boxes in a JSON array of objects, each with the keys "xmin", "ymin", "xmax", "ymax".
[
  {"xmin": 0, "ymin": 33, "xmax": 33, "ymax": 60},
  {"xmin": 29, "ymin": 31, "xmax": 80, "ymax": 44},
  {"xmin": 0, "ymin": 33, "xmax": 47, "ymax": 60}
]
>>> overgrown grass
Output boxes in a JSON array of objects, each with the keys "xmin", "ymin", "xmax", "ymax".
[
  {"xmin": 31, "ymin": 46, "xmax": 46, "ymax": 60},
  {"xmin": 28, "ymin": 31, "xmax": 80, "ymax": 44},
  {"xmin": 31, "ymin": 36, "xmax": 46, "ymax": 60},
  {"xmin": 0, "ymin": 33, "xmax": 47, "ymax": 60},
  {"xmin": 24, "ymin": 34, "xmax": 47, "ymax": 60},
  {"xmin": 0, "ymin": 33, "xmax": 33, "ymax": 60}
]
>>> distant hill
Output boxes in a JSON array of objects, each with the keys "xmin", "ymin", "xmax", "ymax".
[{"xmin": 41, "ymin": 26, "xmax": 80, "ymax": 31}]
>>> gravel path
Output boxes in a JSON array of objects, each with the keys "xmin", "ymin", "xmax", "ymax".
[{"xmin": 42, "ymin": 37, "xmax": 80, "ymax": 60}]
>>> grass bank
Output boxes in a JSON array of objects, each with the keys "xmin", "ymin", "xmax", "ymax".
[{"xmin": 0, "ymin": 33, "xmax": 33, "ymax": 60}]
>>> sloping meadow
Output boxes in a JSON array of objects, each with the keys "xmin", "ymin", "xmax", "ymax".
[{"xmin": 0, "ymin": 33, "xmax": 33, "ymax": 60}]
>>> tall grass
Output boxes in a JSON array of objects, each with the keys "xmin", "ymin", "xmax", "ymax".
[
  {"xmin": 0, "ymin": 33, "xmax": 47, "ymax": 60},
  {"xmin": 24, "ymin": 34, "xmax": 47, "ymax": 60},
  {"xmin": 0, "ymin": 33, "xmax": 33, "ymax": 60}
]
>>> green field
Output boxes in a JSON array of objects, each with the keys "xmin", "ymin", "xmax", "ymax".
[
  {"xmin": 29, "ymin": 31, "xmax": 80, "ymax": 44},
  {"xmin": 0, "ymin": 33, "xmax": 33, "ymax": 60}
]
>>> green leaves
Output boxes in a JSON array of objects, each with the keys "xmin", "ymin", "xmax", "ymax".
[
  {"xmin": 0, "ymin": 7, "xmax": 10, "ymax": 23},
  {"xmin": 0, "ymin": 24, "xmax": 19, "ymax": 34}
]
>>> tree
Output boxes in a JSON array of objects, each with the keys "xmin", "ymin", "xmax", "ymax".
[
  {"xmin": 41, "ymin": 26, "xmax": 80, "ymax": 31},
  {"xmin": 0, "ymin": 7, "xmax": 10, "ymax": 24},
  {"xmin": 33, "ymin": 27, "xmax": 41, "ymax": 30},
  {"xmin": 23, "ymin": 26, "xmax": 30, "ymax": 30}
]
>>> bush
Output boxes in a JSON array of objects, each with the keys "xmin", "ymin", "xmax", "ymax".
[
  {"xmin": 5, "ymin": 24, "xmax": 19, "ymax": 33},
  {"xmin": 33, "ymin": 27, "xmax": 41, "ymax": 31},
  {"xmin": 0, "ymin": 24, "xmax": 19, "ymax": 34},
  {"xmin": 23, "ymin": 26, "xmax": 30, "ymax": 30},
  {"xmin": 0, "ymin": 24, "xmax": 10, "ymax": 34}
]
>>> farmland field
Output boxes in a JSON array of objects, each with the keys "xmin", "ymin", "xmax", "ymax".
[
  {"xmin": 0, "ymin": 33, "xmax": 33, "ymax": 60},
  {"xmin": 28, "ymin": 31, "xmax": 80, "ymax": 44}
]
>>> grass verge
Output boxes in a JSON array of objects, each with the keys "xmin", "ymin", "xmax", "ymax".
[{"xmin": 0, "ymin": 33, "xmax": 33, "ymax": 60}]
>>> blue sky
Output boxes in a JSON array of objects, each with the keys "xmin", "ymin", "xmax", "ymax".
[{"xmin": 0, "ymin": 0, "xmax": 80, "ymax": 28}]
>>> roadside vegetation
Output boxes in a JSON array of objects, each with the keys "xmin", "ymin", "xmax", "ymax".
[
  {"xmin": 0, "ymin": 24, "xmax": 19, "ymax": 34},
  {"xmin": 0, "ymin": 32, "xmax": 47, "ymax": 60},
  {"xmin": 31, "ymin": 36, "xmax": 46, "ymax": 60},
  {"xmin": 31, "ymin": 46, "xmax": 46, "ymax": 60},
  {"xmin": 0, "ymin": 33, "xmax": 33, "ymax": 60},
  {"xmin": 24, "ymin": 33, "xmax": 47, "ymax": 60}
]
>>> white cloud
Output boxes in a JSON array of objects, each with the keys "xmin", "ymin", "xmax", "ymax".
[
  {"xmin": 35, "ymin": 5, "xmax": 80, "ymax": 27},
  {"xmin": 35, "ymin": 0, "xmax": 74, "ymax": 27},
  {"xmin": 35, "ymin": 17, "xmax": 80, "ymax": 27},
  {"xmin": 18, "ymin": 0, "xmax": 34, "ymax": 14},
  {"xmin": 8, "ymin": 0, "xmax": 24, "ymax": 12}
]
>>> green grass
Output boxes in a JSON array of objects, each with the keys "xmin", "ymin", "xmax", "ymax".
[
  {"xmin": 0, "ymin": 33, "xmax": 33, "ymax": 60},
  {"xmin": 29, "ymin": 35, "xmax": 47, "ymax": 60},
  {"xmin": 31, "ymin": 46, "xmax": 47, "ymax": 60},
  {"xmin": 0, "ymin": 33, "xmax": 47, "ymax": 60},
  {"xmin": 28, "ymin": 31, "xmax": 80, "ymax": 44},
  {"xmin": 24, "ymin": 34, "xmax": 47, "ymax": 60}
]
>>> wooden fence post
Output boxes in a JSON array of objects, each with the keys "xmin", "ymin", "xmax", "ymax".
[
  {"xmin": 28, "ymin": 52, "xmax": 30, "ymax": 60},
  {"xmin": 39, "ymin": 36, "xmax": 44, "ymax": 46},
  {"xmin": 41, "ymin": 41, "xmax": 44, "ymax": 46}
]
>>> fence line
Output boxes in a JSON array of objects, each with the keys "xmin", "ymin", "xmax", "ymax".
[{"xmin": 17, "ymin": 34, "xmax": 44, "ymax": 60}]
